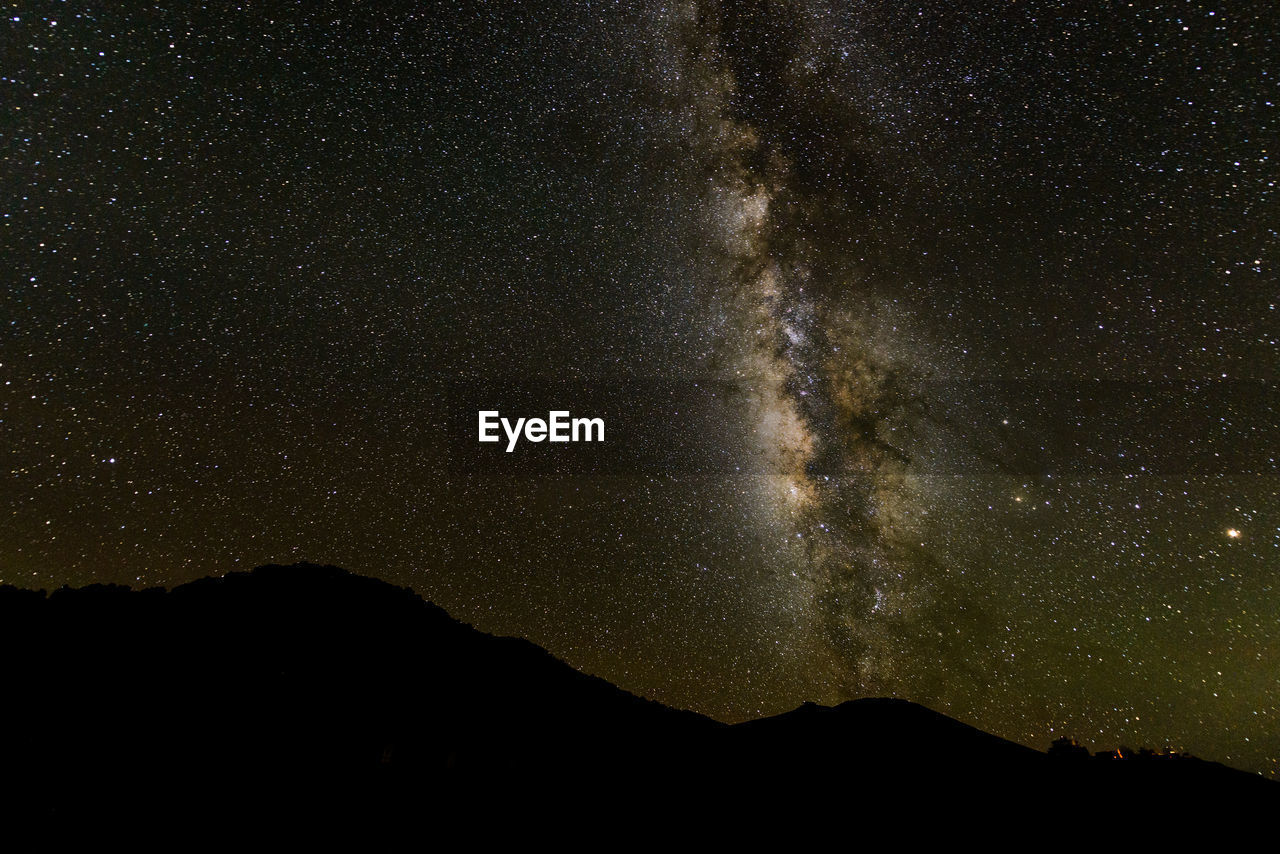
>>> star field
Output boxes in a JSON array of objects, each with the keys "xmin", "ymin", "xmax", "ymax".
[{"xmin": 3, "ymin": 1, "xmax": 1278, "ymax": 775}]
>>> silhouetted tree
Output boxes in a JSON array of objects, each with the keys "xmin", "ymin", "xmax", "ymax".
[{"xmin": 1048, "ymin": 737, "xmax": 1091, "ymax": 760}]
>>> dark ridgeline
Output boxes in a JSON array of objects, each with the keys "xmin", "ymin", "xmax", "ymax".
[{"xmin": 0, "ymin": 564, "xmax": 1273, "ymax": 842}]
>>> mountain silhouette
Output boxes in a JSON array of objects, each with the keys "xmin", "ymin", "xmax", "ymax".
[{"xmin": 1, "ymin": 563, "xmax": 1273, "ymax": 844}]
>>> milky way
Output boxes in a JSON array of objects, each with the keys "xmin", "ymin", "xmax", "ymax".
[{"xmin": 653, "ymin": 1, "xmax": 961, "ymax": 696}]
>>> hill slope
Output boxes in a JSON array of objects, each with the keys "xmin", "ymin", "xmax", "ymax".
[{"xmin": 1, "ymin": 563, "xmax": 1272, "ymax": 838}]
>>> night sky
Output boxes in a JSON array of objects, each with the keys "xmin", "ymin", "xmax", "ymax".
[{"xmin": 4, "ymin": 1, "xmax": 1278, "ymax": 774}]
